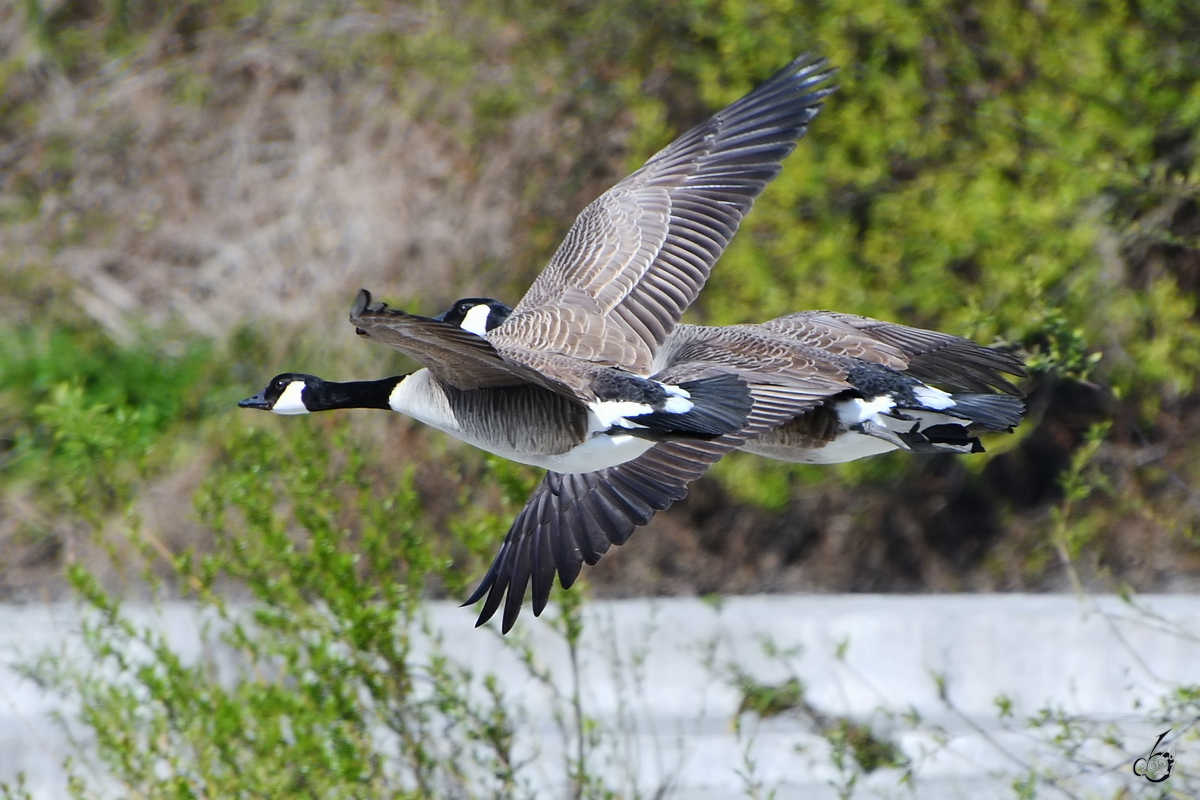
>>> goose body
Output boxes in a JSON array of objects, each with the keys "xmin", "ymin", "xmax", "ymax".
[
  {"xmin": 653, "ymin": 317, "xmax": 1024, "ymax": 464},
  {"xmin": 239, "ymin": 367, "xmax": 747, "ymax": 473}
]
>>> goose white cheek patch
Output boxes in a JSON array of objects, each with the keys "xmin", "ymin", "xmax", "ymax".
[
  {"xmin": 272, "ymin": 381, "xmax": 310, "ymax": 415},
  {"xmin": 460, "ymin": 304, "xmax": 493, "ymax": 337}
]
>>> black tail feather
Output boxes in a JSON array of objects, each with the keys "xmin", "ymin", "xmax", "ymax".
[
  {"xmin": 627, "ymin": 373, "xmax": 752, "ymax": 437},
  {"xmin": 947, "ymin": 393, "xmax": 1025, "ymax": 430}
]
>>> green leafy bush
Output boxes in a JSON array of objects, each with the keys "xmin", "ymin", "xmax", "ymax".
[
  {"xmin": 25, "ymin": 420, "xmax": 527, "ymax": 799},
  {"xmin": 0, "ymin": 321, "xmax": 229, "ymax": 519}
]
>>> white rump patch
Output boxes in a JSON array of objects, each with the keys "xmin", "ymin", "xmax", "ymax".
[
  {"xmin": 835, "ymin": 395, "xmax": 895, "ymax": 426},
  {"xmin": 663, "ymin": 395, "xmax": 693, "ymax": 414},
  {"xmin": 460, "ymin": 304, "xmax": 493, "ymax": 337},
  {"xmin": 588, "ymin": 400, "xmax": 656, "ymax": 430},
  {"xmin": 589, "ymin": 383, "xmax": 695, "ymax": 430},
  {"xmin": 272, "ymin": 381, "xmax": 310, "ymax": 415},
  {"xmin": 913, "ymin": 384, "xmax": 956, "ymax": 410},
  {"xmin": 660, "ymin": 383, "xmax": 694, "ymax": 415}
]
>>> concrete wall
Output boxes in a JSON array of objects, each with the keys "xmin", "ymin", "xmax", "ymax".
[{"xmin": 1, "ymin": 594, "xmax": 1196, "ymax": 798}]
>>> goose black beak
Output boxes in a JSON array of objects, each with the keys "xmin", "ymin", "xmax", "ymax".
[{"xmin": 238, "ymin": 392, "xmax": 272, "ymax": 410}]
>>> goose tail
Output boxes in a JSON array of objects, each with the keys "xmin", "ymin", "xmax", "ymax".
[{"xmin": 622, "ymin": 373, "xmax": 753, "ymax": 438}]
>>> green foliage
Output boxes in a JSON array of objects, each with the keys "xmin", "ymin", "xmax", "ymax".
[
  {"xmin": 677, "ymin": 2, "xmax": 1196, "ymax": 402},
  {"xmin": 0, "ymin": 320, "xmax": 231, "ymax": 518},
  {"xmin": 28, "ymin": 384, "xmax": 147, "ymax": 524},
  {"xmin": 16, "ymin": 411, "xmax": 682, "ymax": 799},
  {"xmin": 824, "ymin": 716, "xmax": 905, "ymax": 776},
  {"xmin": 0, "ymin": 773, "xmax": 32, "ymax": 800},
  {"xmin": 1048, "ymin": 421, "xmax": 1113, "ymax": 591},
  {"xmin": 732, "ymin": 668, "xmax": 906, "ymax": 777},
  {"xmin": 1, "ymin": 322, "xmax": 217, "ymax": 426},
  {"xmin": 1018, "ymin": 293, "xmax": 1103, "ymax": 382},
  {"xmin": 736, "ymin": 674, "xmax": 805, "ymax": 719},
  {"xmin": 25, "ymin": 1, "xmax": 233, "ymax": 74},
  {"xmin": 721, "ymin": 636, "xmax": 909, "ymax": 799},
  {"xmin": 27, "ymin": 420, "xmax": 526, "ymax": 799}
]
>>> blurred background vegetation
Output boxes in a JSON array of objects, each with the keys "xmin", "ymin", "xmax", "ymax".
[{"xmin": 2, "ymin": 0, "xmax": 1199, "ymax": 604}]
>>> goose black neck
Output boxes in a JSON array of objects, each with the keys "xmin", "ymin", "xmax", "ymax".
[{"xmin": 312, "ymin": 376, "xmax": 404, "ymax": 411}]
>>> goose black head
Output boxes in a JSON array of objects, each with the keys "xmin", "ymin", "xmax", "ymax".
[
  {"xmin": 239, "ymin": 373, "xmax": 323, "ymax": 415},
  {"xmin": 435, "ymin": 298, "xmax": 514, "ymax": 336},
  {"xmin": 240, "ymin": 373, "xmax": 402, "ymax": 414}
]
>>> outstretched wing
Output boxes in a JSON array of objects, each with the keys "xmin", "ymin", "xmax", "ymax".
[
  {"xmin": 488, "ymin": 55, "xmax": 837, "ymax": 374},
  {"xmin": 764, "ymin": 312, "xmax": 1027, "ymax": 395}
]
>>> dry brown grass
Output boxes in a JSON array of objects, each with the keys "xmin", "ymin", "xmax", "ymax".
[{"xmin": 1, "ymin": 6, "xmax": 584, "ymax": 350}]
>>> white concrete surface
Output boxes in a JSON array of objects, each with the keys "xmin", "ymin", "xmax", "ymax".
[{"xmin": 1, "ymin": 594, "xmax": 1197, "ymax": 798}]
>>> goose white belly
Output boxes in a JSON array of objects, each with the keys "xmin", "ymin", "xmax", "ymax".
[
  {"xmin": 531, "ymin": 433, "xmax": 656, "ymax": 473},
  {"xmin": 743, "ymin": 432, "xmax": 898, "ymax": 464},
  {"xmin": 742, "ymin": 395, "xmax": 977, "ymax": 464},
  {"xmin": 388, "ymin": 369, "xmax": 656, "ymax": 474}
]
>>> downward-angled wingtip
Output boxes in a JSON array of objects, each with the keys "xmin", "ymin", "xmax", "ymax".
[
  {"xmin": 782, "ymin": 52, "xmax": 838, "ymax": 86},
  {"xmin": 470, "ymin": 597, "xmax": 499, "ymax": 628},
  {"xmin": 460, "ymin": 561, "xmax": 495, "ymax": 626},
  {"xmin": 462, "ymin": 560, "xmax": 497, "ymax": 608}
]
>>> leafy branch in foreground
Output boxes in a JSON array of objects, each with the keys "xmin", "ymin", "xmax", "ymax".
[{"xmin": 20, "ymin": 420, "xmax": 529, "ymax": 800}]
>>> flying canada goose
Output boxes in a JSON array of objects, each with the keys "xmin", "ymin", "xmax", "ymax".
[{"xmin": 436, "ymin": 298, "xmax": 1025, "ymax": 630}]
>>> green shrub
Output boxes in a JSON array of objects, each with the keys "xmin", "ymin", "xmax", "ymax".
[
  {"xmin": 0, "ymin": 321, "xmax": 231, "ymax": 519},
  {"xmin": 23, "ymin": 420, "xmax": 528, "ymax": 799}
]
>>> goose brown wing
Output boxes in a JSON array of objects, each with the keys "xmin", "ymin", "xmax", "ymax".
[
  {"xmin": 658, "ymin": 323, "xmax": 860, "ymax": 389},
  {"xmin": 753, "ymin": 315, "xmax": 911, "ymax": 369},
  {"xmin": 349, "ymin": 289, "xmax": 574, "ymax": 394},
  {"xmin": 488, "ymin": 55, "xmax": 836, "ymax": 374},
  {"xmin": 766, "ymin": 312, "xmax": 1027, "ymax": 395}
]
